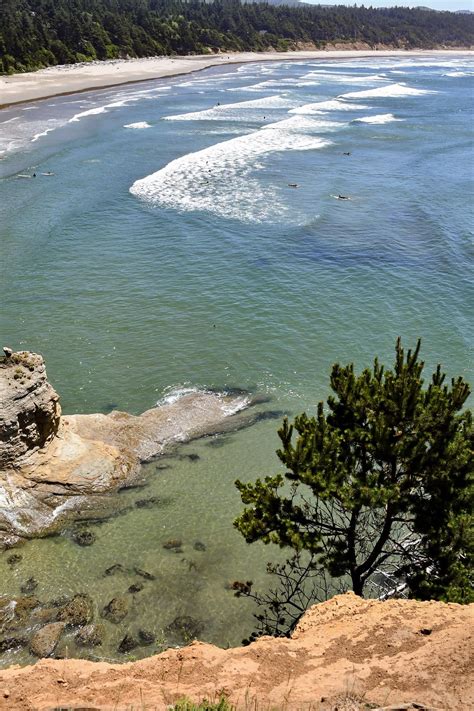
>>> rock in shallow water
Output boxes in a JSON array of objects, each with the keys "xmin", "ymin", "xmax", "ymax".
[
  {"xmin": 75, "ymin": 623, "xmax": 105, "ymax": 647},
  {"xmin": 72, "ymin": 529, "xmax": 96, "ymax": 546},
  {"xmin": 57, "ymin": 594, "xmax": 94, "ymax": 627},
  {"xmin": 133, "ymin": 567, "xmax": 156, "ymax": 581},
  {"xmin": 102, "ymin": 597, "xmax": 129, "ymax": 624},
  {"xmin": 20, "ymin": 577, "xmax": 38, "ymax": 595},
  {"xmin": 29, "ymin": 622, "xmax": 65, "ymax": 657},
  {"xmin": 118, "ymin": 633, "xmax": 139, "ymax": 654},
  {"xmin": 138, "ymin": 629, "xmax": 155, "ymax": 646},
  {"xmin": 104, "ymin": 563, "xmax": 125, "ymax": 576},
  {"xmin": 166, "ymin": 615, "xmax": 204, "ymax": 643}
]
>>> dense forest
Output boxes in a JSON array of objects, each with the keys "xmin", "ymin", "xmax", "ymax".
[{"xmin": 1, "ymin": 0, "xmax": 473, "ymax": 74}]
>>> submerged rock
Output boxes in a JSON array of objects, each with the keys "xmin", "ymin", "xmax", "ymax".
[
  {"xmin": 6, "ymin": 554, "xmax": 22, "ymax": 567},
  {"xmin": 166, "ymin": 615, "xmax": 204, "ymax": 643},
  {"xmin": 57, "ymin": 594, "xmax": 94, "ymax": 627},
  {"xmin": 102, "ymin": 597, "xmax": 129, "ymax": 624},
  {"xmin": 128, "ymin": 582, "xmax": 144, "ymax": 594},
  {"xmin": 20, "ymin": 577, "xmax": 38, "ymax": 595},
  {"xmin": 75, "ymin": 623, "xmax": 105, "ymax": 647},
  {"xmin": 29, "ymin": 622, "xmax": 65, "ymax": 657},
  {"xmin": 72, "ymin": 529, "xmax": 96, "ymax": 547},
  {"xmin": 138, "ymin": 629, "xmax": 155, "ymax": 646},
  {"xmin": 134, "ymin": 497, "xmax": 160, "ymax": 509},
  {"xmin": 193, "ymin": 541, "xmax": 206, "ymax": 552},
  {"xmin": 0, "ymin": 636, "xmax": 27, "ymax": 653},
  {"xmin": 12, "ymin": 596, "xmax": 40, "ymax": 625},
  {"xmin": 163, "ymin": 539, "xmax": 182, "ymax": 551},
  {"xmin": 133, "ymin": 567, "xmax": 156, "ymax": 581},
  {"xmin": 118, "ymin": 633, "xmax": 139, "ymax": 654},
  {"xmin": 104, "ymin": 563, "xmax": 125, "ymax": 576}
]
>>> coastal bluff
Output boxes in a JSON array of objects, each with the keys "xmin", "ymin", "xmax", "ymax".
[
  {"xmin": 0, "ymin": 350, "xmax": 251, "ymax": 547},
  {"xmin": 0, "ymin": 592, "xmax": 471, "ymax": 710}
]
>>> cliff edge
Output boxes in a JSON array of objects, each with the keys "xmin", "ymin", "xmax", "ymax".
[{"xmin": 0, "ymin": 593, "xmax": 471, "ymax": 710}]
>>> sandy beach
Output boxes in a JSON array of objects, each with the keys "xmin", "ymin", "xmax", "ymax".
[{"xmin": 1, "ymin": 49, "xmax": 472, "ymax": 108}]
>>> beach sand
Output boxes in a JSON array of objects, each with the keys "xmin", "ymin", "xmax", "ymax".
[{"xmin": 1, "ymin": 49, "xmax": 472, "ymax": 108}]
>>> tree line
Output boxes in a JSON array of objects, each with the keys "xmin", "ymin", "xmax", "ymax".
[{"xmin": 1, "ymin": 0, "xmax": 473, "ymax": 74}]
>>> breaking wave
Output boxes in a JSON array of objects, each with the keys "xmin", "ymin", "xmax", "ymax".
[{"xmin": 340, "ymin": 82, "xmax": 435, "ymax": 100}]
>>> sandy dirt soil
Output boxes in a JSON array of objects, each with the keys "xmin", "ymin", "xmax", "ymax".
[
  {"xmin": 0, "ymin": 593, "xmax": 472, "ymax": 710},
  {"xmin": 1, "ymin": 50, "xmax": 472, "ymax": 108}
]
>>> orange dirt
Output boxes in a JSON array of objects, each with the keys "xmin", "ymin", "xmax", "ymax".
[{"xmin": 0, "ymin": 593, "xmax": 472, "ymax": 710}]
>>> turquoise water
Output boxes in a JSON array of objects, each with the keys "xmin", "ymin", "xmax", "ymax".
[{"xmin": 0, "ymin": 54, "xmax": 473, "ymax": 665}]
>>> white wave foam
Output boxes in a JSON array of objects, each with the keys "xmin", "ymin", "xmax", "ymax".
[
  {"xmin": 124, "ymin": 121, "xmax": 151, "ymax": 129},
  {"xmin": 69, "ymin": 106, "xmax": 108, "ymax": 122},
  {"xmin": 443, "ymin": 71, "xmax": 473, "ymax": 77},
  {"xmin": 221, "ymin": 394, "xmax": 251, "ymax": 416},
  {"xmin": 300, "ymin": 71, "xmax": 388, "ymax": 84},
  {"xmin": 130, "ymin": 122, "xmax": 330, "ymax": 223},
  {"xmin": 156, "ymin": 386, "xmax": 201, "ymax": 407},
  {"xmin": 290, "ymin": 99, "xmax": 370, "ymax": 114},
  {"xmin": 341, "ymin": 82, "xmax": 435, "ymax": 99},
  {"xmin": 0, "ymin": 116, "xmax": 20, "ymax": 125},
  {"xmin": 353, "ymin": 113, "xmax": 403, "ymax": 124},
  {"xmin": 163, "ymin": 94, "xmax": 294, "ymax": 121},
  {"xmin": 262, "ymin": 115, "xmax": 345, "ymax": 133},
  {"xmin": 31, "ymin": 127, "xmax": 56, "ymax": 142}
]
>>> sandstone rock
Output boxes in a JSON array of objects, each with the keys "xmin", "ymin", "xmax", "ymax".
[
  {"xmin": 75, "ymin": 623, "xmax": 105, "ymax": 647},
  {"xmin": 102, "ymin": 597, "xmax": 128, "ymax": 624},
  {"xmin": 0, "ymin": 352, "xmax": 60, "ymax": 467},
  {"xmin": 29, "ymin": 622, "xmax": 65, "ymax": 657},
  {"xmin": 0, "ymin": 350, "xmax": 252, "ymax": 547},
  {"xmin": 57, "ymin": 594, "xmax": 94, "ymax": 627}
]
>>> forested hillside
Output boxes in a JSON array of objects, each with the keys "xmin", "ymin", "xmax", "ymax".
[{"xmin": 1, "ymin": 0, "xmax": 473, "ymax": 74}]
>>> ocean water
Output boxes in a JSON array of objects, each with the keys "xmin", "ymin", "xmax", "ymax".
[{"xmin": 0, "ymin": 54, "xmax": 473, "ymax": 666}]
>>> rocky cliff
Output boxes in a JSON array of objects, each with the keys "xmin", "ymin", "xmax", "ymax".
[
  {"xmin": 0, "ymin": 351, "xmax": 252, "ymax": 547},
  {"xmin": 0, "ymin": 352, "xmax": 60, "ymax": 468},
  {"xmin": 0, "ymin": 593, "xmax": 471, "ymax": 710}
]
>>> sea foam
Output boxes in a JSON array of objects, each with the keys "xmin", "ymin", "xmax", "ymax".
[
  {"xmin": 353, "ymin": 113, "xmax": 404, "ymax": 124},
  {"xmin": 124, "ymin": 122, "xmax": 151, "ymax": 129},
  {"xmin": 130, "ymin": 120, "xmax": 331, "ymax": 223},
  {"xmin": 290, "ymin": 99, "xmax": 370, "ymax": 114},
  {"xmin": 163, "ymin": 94, "xmax": 294, "ymax": 121},
  {"xmin": 341, "ymin": 82, "xmax": 435, "ymax": 100}
]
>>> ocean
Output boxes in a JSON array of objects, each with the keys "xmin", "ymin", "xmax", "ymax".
[{"xmin": 0, "ymin": 54, "xmax": 473, "ymax": 664}]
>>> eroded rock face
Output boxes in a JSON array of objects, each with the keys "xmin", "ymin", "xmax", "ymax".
[{"xmin": 0, "ymin": 352, "xmax": 60, "ymax": 468}]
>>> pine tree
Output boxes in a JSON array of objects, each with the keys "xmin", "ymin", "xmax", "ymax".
[{"xmin": 234, "ymin": 339, "xmax": 473, "ymax": 635}]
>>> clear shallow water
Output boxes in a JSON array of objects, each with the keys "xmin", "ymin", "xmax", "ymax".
[{"xmin": 0, "ymin": 55, "xmax": 473, "ymax": 666}]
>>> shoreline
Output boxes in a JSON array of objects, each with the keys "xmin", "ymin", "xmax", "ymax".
[{"xmin": 1, "ymin": 48, "xmax": 472, "ymax": 110}]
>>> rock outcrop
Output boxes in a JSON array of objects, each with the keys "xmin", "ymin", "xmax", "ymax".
[
  {"xmin": 0, "ymin": 352, "xmax": 60, "ymax": 468},
  {"xmin": 0, "ymin": 351, "xmax": 252, "ymax": 547},
  {"xmin": 0, "ymin": 593, "xmax": 471, "ymax": 710}
]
